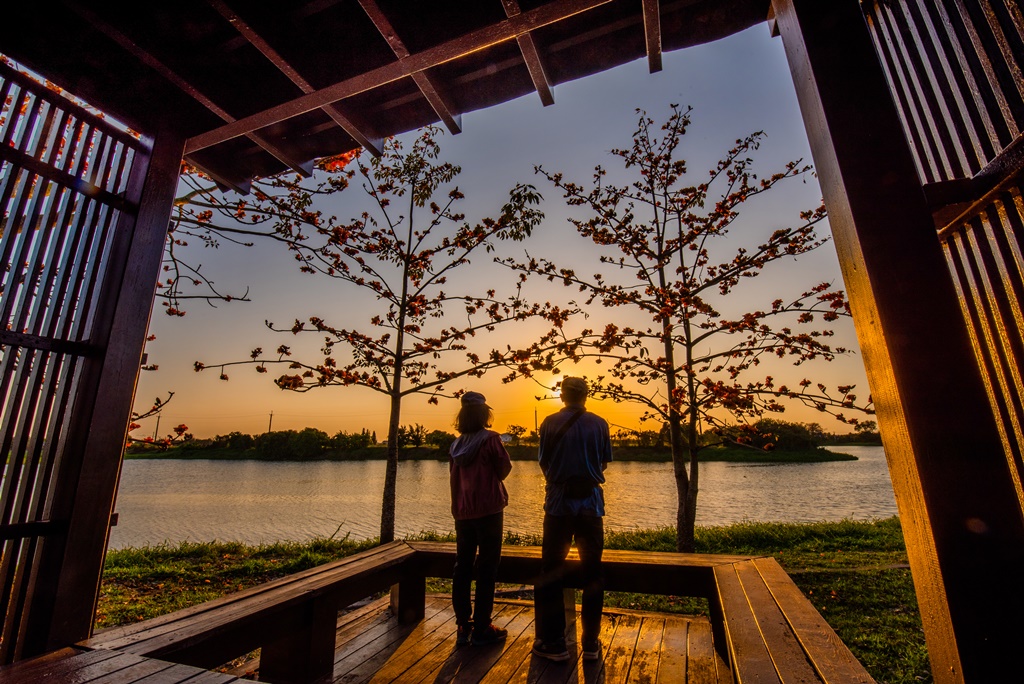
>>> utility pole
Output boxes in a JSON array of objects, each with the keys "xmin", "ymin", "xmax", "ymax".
[
  {"xmin": 268, "ymin": 411, "xmax": 274, "ymax": 433},
  {"xmin": 152, "ymin": 415, "xmax": 160, "ymax": 441}
]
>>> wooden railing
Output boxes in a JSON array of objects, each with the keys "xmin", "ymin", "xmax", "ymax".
[{"xmin": 79, "ymin": 541, "xmax": 874, "ymax": 684}]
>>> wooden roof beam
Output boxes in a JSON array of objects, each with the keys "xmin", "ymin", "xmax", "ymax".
[
  {"xmin": 358, "ymin": 0, "xmax": 462, "ymax": 135},
  {"xmin": 502, "ymin": 0, "xmax": 555, "ymax": 106},
  {"xmin": 186, "ymin": 0, "xmax": 613, "ymax": 154},
  {"xmin": 643, "ymin": 0, "xmax": 663, "ymax": 73},
  {"xmin": 207, "ymin": 0, "xmax": 384, "ymax": 157},
  {"xmin": 66, "ymin": 2, "xmax": 314, "ymax": 179}
]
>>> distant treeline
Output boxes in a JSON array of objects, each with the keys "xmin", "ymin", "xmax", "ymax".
[{"xmin": 125, "ymin": 418, "xmax": 878, "ymax": 462}]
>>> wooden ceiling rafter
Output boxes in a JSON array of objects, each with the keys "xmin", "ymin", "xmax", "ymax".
[
  {"xmin": 502, "ymin": 0, "xmax": 555, "ymax": 106},
  {"xmin": 643, "ymin": 0, "xmax": 663, "ymax": 73},
  {"xmin": 64, "ymin": 2, "xmax": 313, "ymax": 191},
  {"xmin": 184, "ymin": 0, "xmax": 615, "ymax": 156},
  {"xmin": 357, "ymin": 0, "xmax": 463, "ymax": 135},
  {"xmin": 206, "ymin": 0, "xmax": 385, "ymax": 157}
]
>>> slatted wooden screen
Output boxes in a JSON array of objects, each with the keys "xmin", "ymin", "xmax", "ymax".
[
  {"xmin": 865, "ymin": 0, "xmax": 1024, "ymax": 509},
  {"xmin": 0, "ymin": 59, "xmax": 148, "ymax": 662}
]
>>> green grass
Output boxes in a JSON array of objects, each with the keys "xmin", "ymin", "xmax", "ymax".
[
  {"xmin": 98, "ymin": 536, "xmax": 377, "ymax": 626},
  {"xmin": 99, "ymin": 518, "xmax": 928, "ymax": 683}
]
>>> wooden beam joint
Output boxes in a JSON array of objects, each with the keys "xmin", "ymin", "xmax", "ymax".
[{"xmin": 642, "ymin": 0, "xmax": 663, "ymax": 73}]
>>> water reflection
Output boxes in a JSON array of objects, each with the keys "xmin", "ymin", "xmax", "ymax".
[{"xmin": 109, "ymin": 445, "xmax": 895, "ymax": 549}]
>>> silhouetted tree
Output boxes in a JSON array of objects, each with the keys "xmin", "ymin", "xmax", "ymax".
[
  {"xmin": 501, "ymin": 106, "xmax": 873, "ymax": 551},
  {"xmin": 505, "ymin": 424, "xmax": 527, "ymax": 445},
  {"xmin": 196, "ymin": 129, "xmax": 562, "ymax": 542}
]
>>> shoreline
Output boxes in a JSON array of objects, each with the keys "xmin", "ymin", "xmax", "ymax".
[{"xmin": 125, "ymin": 444, "xmax": 873, "ymax": 463}]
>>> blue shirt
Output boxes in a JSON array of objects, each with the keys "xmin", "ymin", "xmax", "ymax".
[{"xmin": 537, "ymin": 406, "xmax": 613, "ymax": 516}]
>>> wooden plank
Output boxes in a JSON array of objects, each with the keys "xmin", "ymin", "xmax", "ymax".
[
  {"xmin": 179, "ymin": 671, "xmax": 241, "ymax": 683},
  {"xmin": 753, "ymin": 558, "xmax": 874, "ymax": 683},
  {"xmin": 86, "ymin": 656, "xmax": 177, "ymax": 683},
  {"xmin": 428, "ymin": 604, "xmax": 532, "ymax": 682},
  {"xmin": 642, "ymin": 0, "xmax": 663, "ymax": 73},
  {"xmin": 626, "ymin": 616, "xmax": 664, "ymax": 684},
  {"xmin": 0, "ymin": 646, "xmax": 95, "ymax": 682},
  {"xmin": 335, "ymin": 598, "xmax": 394, "ymax": 644},
  {"xmin": 335, "ymin": 618, "xmax": 419, "ymax": 681},
  {"xmin": 408, "ymin": 542, "xmax": 756, "ymax": 567},
  {"xmin": 733, "ymin": 560, "xmax": 820, "ymax": 684},
  {"xmin": 348, "ymin": 600, "xmax": 457, "ymax": 683},
  {"xmin": 375, "ymin": 602, "xmax": 469, "ymax": 683},
  {"xmin": 656, "ymin": 617, "xmax": 687, "ymax": 684},
  {"xmin": 397, "ymin": 603, "xmax": 522, "ymax": 683},
  {"xmin": 13, "ymin": 650, "xmax": 151, "ymax": 682},
  {"xmin": 335, "ymin": 598, "xmax": 447, "ymax": 671},
  {"xmin": 500, "ymin": 0, "xmax": 554, "ymax": 106},
  {"xmin": 713, "ymin": 564, "xmax": 781, "ymax": 684},
  {"xmin": 479, "ymin": 604, "xmax": 542, "ymax": 683},
  {"xmin": 684, "ymin": 618, "xmax": 723, "ymax": 684},
  {"xmin": 603, "ymin": 613, "xmax": 642, "ymax": 683},
  {"xmin": 334, "ymin": 599, "xmax": 400, "ymax": 651},
  {"xmin": 125, "ymin": 662, "xmax": 237, "ymax": 684}
]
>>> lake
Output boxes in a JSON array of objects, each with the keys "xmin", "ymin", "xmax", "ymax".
[{"xmin": 107, "ymin": 446, "xmax": 896, "ymax": 549}]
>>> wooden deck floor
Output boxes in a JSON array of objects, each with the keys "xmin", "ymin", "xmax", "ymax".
[{"xmin": 224, "ymin": 595, "xmax": 728, "ymax": 683}]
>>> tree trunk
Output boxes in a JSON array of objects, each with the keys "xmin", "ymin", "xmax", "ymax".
[
  {"xmin": 379, "ymin": 392, "xmax": 401, "ymax": 543},
  {"xmin": 674, "ymin": 445, "xmax": 700, "ymax": 552},
  {"xmin": 671, "ymin": 439, "xmax": 694, "ymax": 552}
]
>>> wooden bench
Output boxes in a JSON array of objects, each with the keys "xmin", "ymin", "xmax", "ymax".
[
  {"xmin": 410, "ymin": 542, "xmax": 875, "ymax": 683},
  {"xmin": 74, "ymin": 541, "xmax": 874, "ymax": 684},
  {"xmin": 82, "ymin": 541, "xmax": 421, "ymax": 684}
]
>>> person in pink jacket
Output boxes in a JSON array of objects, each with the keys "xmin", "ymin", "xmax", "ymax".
[{"xmin": 449, "ymin": 391, "xmax": 513, "ymax": 646}]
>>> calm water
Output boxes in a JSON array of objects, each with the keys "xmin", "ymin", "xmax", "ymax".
[{"xmin": 108, "ymin": 446, "xmax": 896, "ymax": 549}]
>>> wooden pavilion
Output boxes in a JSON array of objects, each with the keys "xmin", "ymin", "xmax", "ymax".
[{"xmin": 0, "ymin": 1, "xmax": 1021, "ymax": 682}]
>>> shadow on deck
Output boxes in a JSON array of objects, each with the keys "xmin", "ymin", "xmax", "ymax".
[{"xmin": 245, "ymin": 595, "xmax": 725, "ymax": 683}]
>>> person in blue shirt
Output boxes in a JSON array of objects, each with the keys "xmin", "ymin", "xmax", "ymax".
[{"xmin": 532, "ymin": 377, "xmax": 612, "ymax": 662}]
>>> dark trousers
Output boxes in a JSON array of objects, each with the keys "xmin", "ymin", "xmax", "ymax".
[
  {"xmin": 534, "ymin": 513, "xmax": 604, "ymax": 644},
  {"xmin": 452, "ymin": 511, "xmax": 503, "ymax": 628}
]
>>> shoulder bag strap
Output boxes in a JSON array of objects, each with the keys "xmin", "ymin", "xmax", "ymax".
[{"xmin": 547, "ymin": 408, "xmax": 585, "ymax": 456}]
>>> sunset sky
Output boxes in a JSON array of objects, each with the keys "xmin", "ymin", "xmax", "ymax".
[{"xmin": 132, "ymin": 23, "xmax": 870, "ymax": 441}]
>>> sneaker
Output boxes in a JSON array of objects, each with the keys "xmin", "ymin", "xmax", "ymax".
[
  {"xmin": 532, "ymin": 639, "xmax": 571, "ymax": 661},
  {"xmin": 471, "ymin": 623, "xmax": 508, "ymax": 646},
  {"xmin": 582, "ymin": 639, "xmax": 602, "ymax": 661},
  {"xmin": 456, "ymin": 623, "xmax": 473, "ymax": 646}
]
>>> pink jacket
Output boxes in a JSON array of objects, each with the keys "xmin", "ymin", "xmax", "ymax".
[{"xmin": 449, "ymin": 430, "xmax": 512, "ymax": 520}]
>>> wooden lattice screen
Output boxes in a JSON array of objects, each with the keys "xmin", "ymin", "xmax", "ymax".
[
  {"xmin": 865, "ymin": 0, "xmax": 1024, "ymax": 511},
  {"xmin": 0, "ymin": 59, "xmax": 150, "ymax": 662}
]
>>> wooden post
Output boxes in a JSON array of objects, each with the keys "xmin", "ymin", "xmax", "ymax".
[
  {"xmin": 771, "ymin": 1, "xmax": 1024, "ymax": 681},
  {"xmin": 26, "ymin": 127, "xmax": 185, "ymax": 653},
  {"xmin": 260, "ymin": 599, "xmax": 338, "ymax": 684},
  {"xmin": 390, "ymin": 575, "xmax": 426, "ymax": 625}
]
